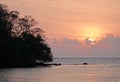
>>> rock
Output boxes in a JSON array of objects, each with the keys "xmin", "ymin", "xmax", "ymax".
[
  {"xmin": 36, "ymin": 62, "xmax": 61, "ymax": 66},
  {"xmin": 53, "ymin": 63, "xmax": 61, "ymax": 66},
  {"xmin": 82, "ymin": 62, "xmax": 88, "ymax": 65}
]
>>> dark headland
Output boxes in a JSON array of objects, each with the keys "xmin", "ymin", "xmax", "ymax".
[{"xmin": 0, "ymin": 4, "xmax": 56, "ymax": 68}]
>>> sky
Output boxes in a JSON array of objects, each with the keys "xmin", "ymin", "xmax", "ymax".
[{"xmin": 1, "ymin": 0, "xmax": 120, "ymax": 57}]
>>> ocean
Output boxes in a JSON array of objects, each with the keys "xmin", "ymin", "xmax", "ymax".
[{"xmin": 0, "ymin": 57, "xmax": 120, "ymax": 82}]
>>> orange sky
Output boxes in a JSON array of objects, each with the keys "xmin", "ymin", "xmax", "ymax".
[
  {"xmin": 1, "ymin": 0, "xmax": 120, "ymax": 40},
  {"xmin": 1, "ymin": 0, "xmax": 120, "ymax": 57}
]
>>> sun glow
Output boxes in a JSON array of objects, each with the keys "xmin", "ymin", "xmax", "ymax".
[
  {"xmin": 88, "ymin": 38, "xmax": 96, "ymax": 45},
  {"xmin": 88, "ymin": 38, "xmax": 94, "ymax": 42},
  {"xmin": 81, "ymin": 25, "xmax": 103, "ymax": 41}
]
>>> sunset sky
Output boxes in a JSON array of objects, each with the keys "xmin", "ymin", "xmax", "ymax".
[{"xmin": 1, "ymin": 0, "xmax": 120, "ymax": 57}]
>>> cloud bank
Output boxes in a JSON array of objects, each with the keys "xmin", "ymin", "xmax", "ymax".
[{"xmin": 48, "ymin": 34, "xmax": 120, "ymax": 57}]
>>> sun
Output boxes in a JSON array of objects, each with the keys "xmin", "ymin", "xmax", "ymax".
[
  {"xmin": 88, "ymin": 38, "xmax": 94, "ymax": 42},
  {"xmin": 88, "ymin": 38, "xmax": 95, "ymax": 45}
]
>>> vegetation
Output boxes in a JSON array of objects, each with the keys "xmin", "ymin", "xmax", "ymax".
[{"xmin": 0, "ymin": 4, "xmax": 53, "ymax": 68}]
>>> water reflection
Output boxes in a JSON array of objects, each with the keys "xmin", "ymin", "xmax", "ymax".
[{"xmin": 0, "ymin": 64, "xmax": 120, "ymax": 82}]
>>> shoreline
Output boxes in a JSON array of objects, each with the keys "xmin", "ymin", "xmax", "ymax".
[{"xmin": 0, "ymin": 63, "xmax": 62, "ymax": 69}]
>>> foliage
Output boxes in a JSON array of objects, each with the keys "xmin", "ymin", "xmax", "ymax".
[{"xmin": 0, "ymin": 4, "xmax": 53, "ymax": 68}]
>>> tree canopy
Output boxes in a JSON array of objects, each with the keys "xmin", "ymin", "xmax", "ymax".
[{"xmin": 0, "ymin": 4, "xmax": 53, "ymax": 68}]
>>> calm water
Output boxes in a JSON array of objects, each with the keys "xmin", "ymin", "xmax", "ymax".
[{"xmin": 0, "ymin": 57, "xmax": 120, "ymax": 82}]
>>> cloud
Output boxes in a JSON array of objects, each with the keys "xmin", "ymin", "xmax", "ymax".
[
  {"xmin": 98, "ymin": 34, "xmax": 120, "ymax": 47},
  {"xmin": 48, "ymin": 34, "xmax": 120, "ymax": 57},
  {"xmin": 88, "ymin": 34, "xmax": 120, "ymax": 57},
  {"xmin": 62, "ymin": 38, "xmax": 81, "ymax": 46},
  {"xmin": 48, "ymin": 38, "xmax": 83, "ymax": 57}
]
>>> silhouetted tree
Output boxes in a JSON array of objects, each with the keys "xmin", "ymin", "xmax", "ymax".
[{"xmin": 0, "ymin": 4, "xmax": 53, "ymax": 68}]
